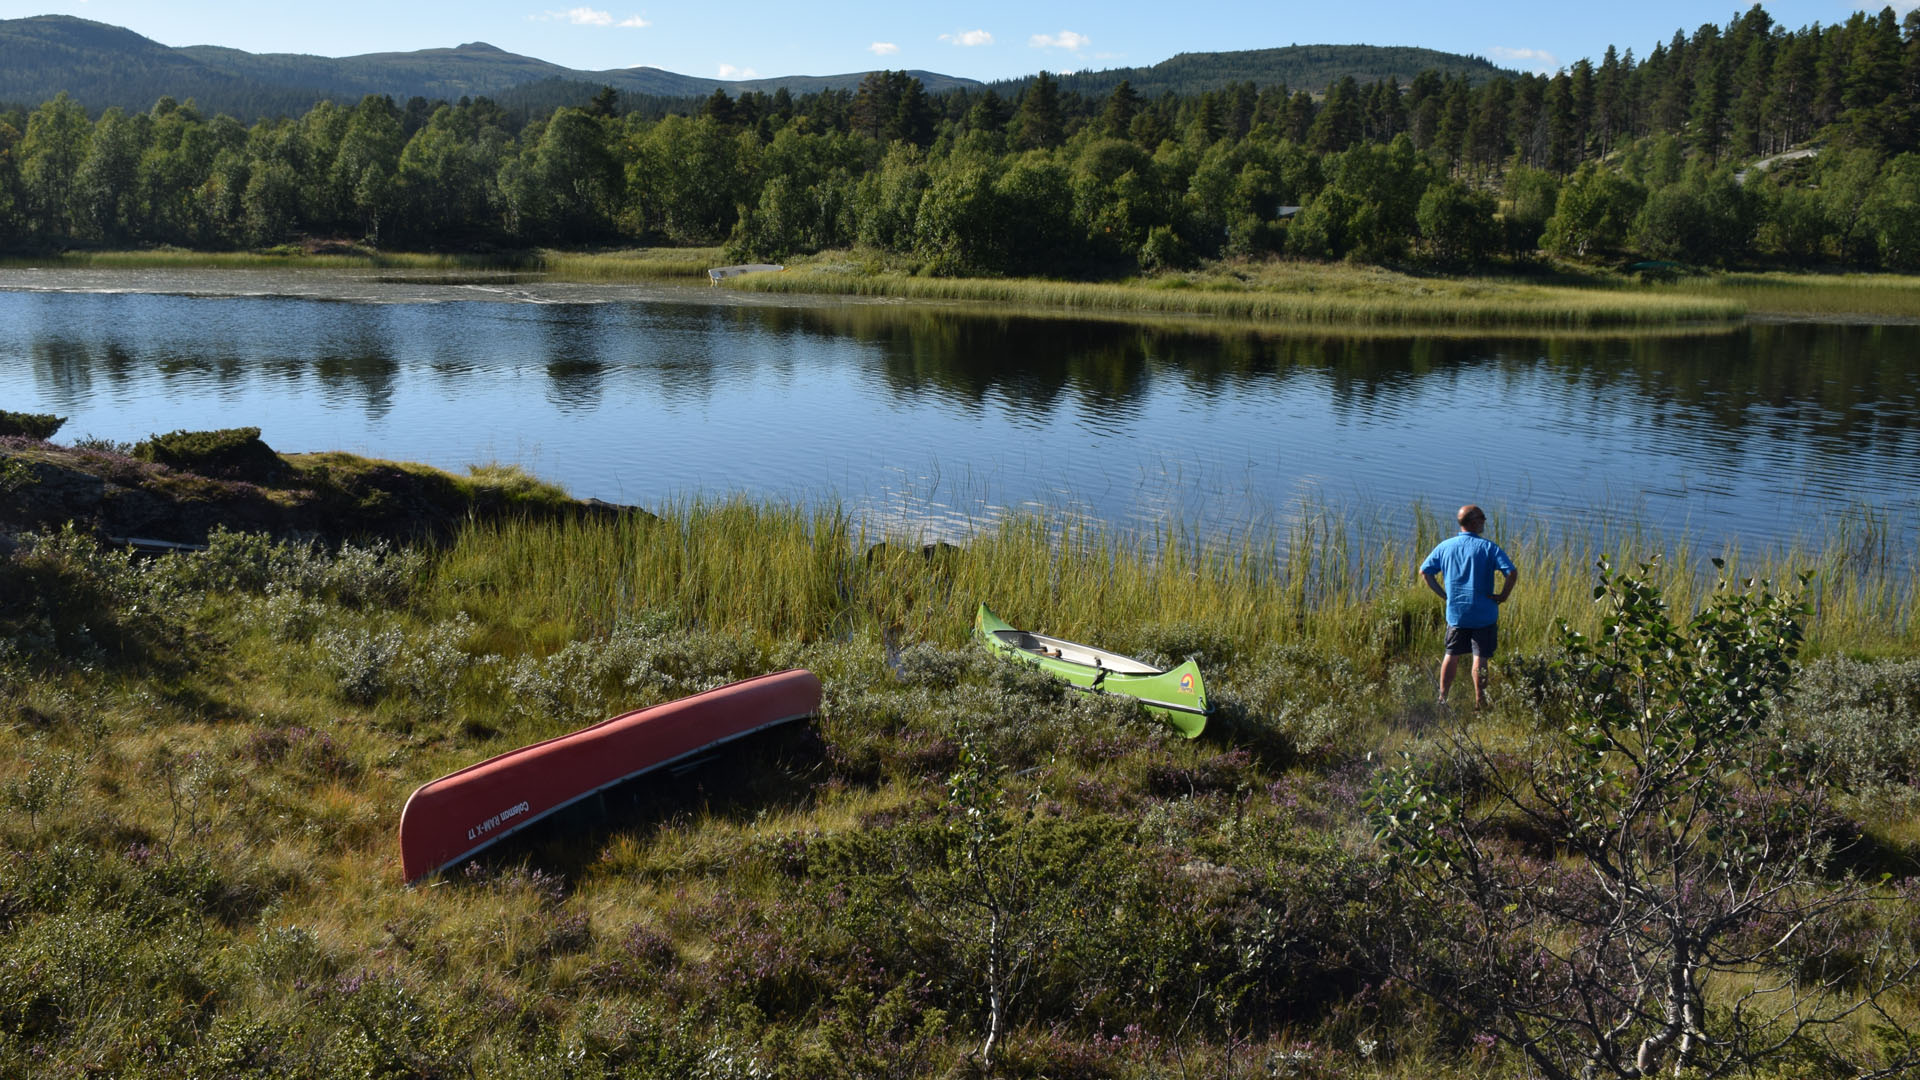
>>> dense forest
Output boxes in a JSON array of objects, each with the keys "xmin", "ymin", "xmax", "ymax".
[{"xmin": 3, "ymin": 4, "xmax": 1919, "ymax": 273}]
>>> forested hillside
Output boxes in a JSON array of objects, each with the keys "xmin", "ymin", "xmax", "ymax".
[
  {"xmin": 1026, "ymin": 45, "xmax": 1509, "ymax": 99},
  {"xmin": 2, "ymin": 4, "xmax": 1917, "ymax": 274},
  {"xmin": 0, "ymin": 15, "xmax": 985, "ymax": 121}
]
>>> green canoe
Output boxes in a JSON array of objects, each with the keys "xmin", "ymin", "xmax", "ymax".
[{"xmin": 974, "ymin": 604, "xmax": 1209, "ymax": 738}]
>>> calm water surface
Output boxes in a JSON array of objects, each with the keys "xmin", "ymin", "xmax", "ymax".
[{"xmin": 2, "ymin": 267, "xmax": 1916, "ymax": 554}]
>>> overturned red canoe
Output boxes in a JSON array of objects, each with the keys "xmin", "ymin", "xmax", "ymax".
[{"xmin": 399, "ymin": 669, "xmax": 822, "ymax": 883}]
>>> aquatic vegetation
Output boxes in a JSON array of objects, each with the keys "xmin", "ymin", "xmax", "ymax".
[{"xmin": 729, "ymin": 258, "xmax": 1748, "ymax": 328}]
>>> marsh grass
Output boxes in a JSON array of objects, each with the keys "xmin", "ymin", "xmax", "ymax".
[
  {"xmin": 437, "ymin": 497, "xmax": 1918, "ymax": 663},
  {"xmin": 2, "ymin": 246, "xmax": 722, "ymax": 280},
  {"xmin": 731, "ymin": 257, "xmax": 1748, "ymax": 328},
  {"xmin": 2, "ymin": 248, "xmax": 537, "ymax": 271},
  {"xmin": 537, "ymin": 247, "xmax": 726, "ymax": 280},
  {"xmin": 1667, "ymin": 271, "xmax": 1920, "ymax": 320}
]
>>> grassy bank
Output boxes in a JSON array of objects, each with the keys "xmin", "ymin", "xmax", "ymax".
[
  {"xmin": 3, "ymin": 496, "xmax": 1918, "ymax": 1077},
  {"xmin": 0, "ymin": 246, "xmax": 721, "ymax": 280},
  {"xmin": 727, "ymin": 257, "xmax": 1749, "ymax": 329},
  {"xmin": 21, "ymin": 247, "xmax": 1920, "ymax": 328},
  {"xmin": 1664, "ymin": 270, "xmax": 1920, "ymax": 320}
]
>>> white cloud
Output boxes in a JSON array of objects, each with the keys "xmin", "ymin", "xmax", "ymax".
[
  {"xmin": 1487, "ymin": 45, "xmax": 1558, "ymax": 74},
  {"xmin": 533, "ymin": 8, "xmax": 649, "ymax": 28},
  {"xmin": 717, "ymin": 63, "xmax": 760, "ymax": 79},
  {"xmin": 1029, "ymin": 31, "xmax": 1090, "ymax": 51},
  {"xmin": 939, "ymin": 29, "xmax": 994, "ymax": 47},
  {"xmin": 869, "ymin": 41, "xmax": 900, "ymax": 56}
]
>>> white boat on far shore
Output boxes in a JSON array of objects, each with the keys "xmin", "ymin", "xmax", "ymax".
[{"xmin": 707, "ymin": 263, "xmax": 785, "ymax": 284}]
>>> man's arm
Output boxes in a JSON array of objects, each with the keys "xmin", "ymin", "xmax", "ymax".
[
  {"xmin": 1422, "ymin": 569, "xmax": 1446, "ymax": 599},
  {"xmin": 1494, "ymin": 566, "xmax": 1518, "ymax": 603}
]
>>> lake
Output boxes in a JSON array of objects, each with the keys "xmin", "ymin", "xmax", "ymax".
[{"xmin": 2, "ymin": 266, "xmax": 1917, "ymax": 555}]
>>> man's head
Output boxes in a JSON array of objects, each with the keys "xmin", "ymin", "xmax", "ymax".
[{"xmin": 1457, "ymin": 504, "xmax": 1487, "ymax": 533}]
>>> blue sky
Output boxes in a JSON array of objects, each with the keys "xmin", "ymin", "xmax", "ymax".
[{"xmin": 2, "ymin": 1, "xmax": 1913, "ymax": 82}]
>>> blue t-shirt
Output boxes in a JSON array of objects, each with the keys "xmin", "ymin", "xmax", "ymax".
[{"xmin": 1420, "ymin": 531, "xmax": 1515, "ymax": 629}]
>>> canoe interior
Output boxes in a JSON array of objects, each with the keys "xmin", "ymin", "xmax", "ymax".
[{"xmin": 988, "ymin": 628, "xmax": 1161, "ymax": 675}]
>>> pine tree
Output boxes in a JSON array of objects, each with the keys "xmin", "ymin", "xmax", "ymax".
[
  {"xmin": 1101, "ymin": 80, "xmax": 1141, "ymax": 139},
  {"xmin": 1009, "ymin": 72, "xmax": 1063, "ymax": 150},
  {"xmin": 1595, "ymin": 46, "xmax": 1625, "ymax": 154},
  {"xmin": 1764, "ymin": 30, "xmax": 1820, "ymax": 152}
]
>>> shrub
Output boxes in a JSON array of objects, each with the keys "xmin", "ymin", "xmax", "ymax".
[
  {"xmin": 1, "ymin": 524, "xmax": 180, "ymax": 663},
  {"xmin": 1785, "ymin": 656, "xmax": 1920, "ymax": 792},
  {"xmin": 133, "ymin": 427, "xmax": 286, "ymax": 483},
  {"xmin": 1139, "ymin": 225, "xmax": 1196, "ymax": 271},
  {"xmin": 317, "ymin": 613, "xmax": 477, "ymax": 715},
  {"xmin": 0, "ymin": 411, "xmax": 64, "ymax": 440},
  {"xmin": 506, "ymin": 612, "xmax": 761, "ymax": 726}
]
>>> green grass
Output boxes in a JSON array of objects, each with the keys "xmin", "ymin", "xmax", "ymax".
[
  {"xmin": 434, "ymin": 498, "xmax": 1917, "ymax": 661},
  {"xmin": 1662, "ymin": 270, "xmax": 1920, "ymax": 319},
  {"xmin": 0, "ymin": 246, "xmax": 721, "ymax": 279},
  {"xmin": 728, "ymin": 256, "xmax": 1748, "ymax": 328},
  {"xmin": 2, "ymin": 498, "xmax": 1917, "ymax": 1076},
  {"xmin": 1, "ymin": 247, "xmax": 538, "ymax": 270},
  {"xmin": 536, "ymin": 246, "xmax": 726, "ymax": 280}
]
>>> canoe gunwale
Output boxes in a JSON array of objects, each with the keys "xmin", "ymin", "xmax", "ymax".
[
  {"xmin": 401, "ymin": 707, "xmax": 812, "ymax": 882},
  {"xmin": 974, "ymin": 603, "xmax": 1210, "ymax": 737},
  {"xmin": 984, "ymin": 628, "xmax": 1159, "ymax": 674},
  {"xmin": 398, "ymin": 669, "xmax": 821, "ymax": 884}
]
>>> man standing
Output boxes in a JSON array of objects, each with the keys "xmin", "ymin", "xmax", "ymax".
[{"xmin": 1420, "ymin": 504, "xmax": 1517, "ymax": 708}]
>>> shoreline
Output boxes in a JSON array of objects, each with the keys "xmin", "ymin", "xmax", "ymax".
[{"xmin": 12, "ymin": 247, "xmax": 1920, "ymax": 326}]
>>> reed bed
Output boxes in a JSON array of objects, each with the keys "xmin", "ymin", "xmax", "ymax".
[
  {"xmin": 6, "ymin": 249, "xmax": 535, "ymax": 271},
  {"xmin": 3, "ymin": 247, "xmax": 720, "ymax": 278},
  {"xmin": 537, "ymin": 247, "xmax": 725, "ymax": 280},
  {"xmin": 1667, "ymin": 271, "xmax": 1920, "ymax": 320},
  {"xmin": 437, "ymin": 497, "xmax": 1916, "ymax": 661},
  {"xmin": 730, "ymin": 265, "xmax": 1746, "ymax": 328}
]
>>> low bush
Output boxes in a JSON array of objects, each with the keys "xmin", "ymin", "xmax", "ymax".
[
  {"xmin": 0, "ymin": 411, "xmax": 64, "ymax": 440},
  {"xmin": 133, "ymin": 426, "xmax": 286, "ymax": 483}
]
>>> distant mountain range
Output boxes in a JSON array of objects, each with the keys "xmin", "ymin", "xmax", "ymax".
[
  {"xmin": 0, "ymin": 14, "xmax": 1513, "ymax": 122},
  {"xmin": 1029, "ymin": 46, "xmax": 1511, "ymax": 99}
]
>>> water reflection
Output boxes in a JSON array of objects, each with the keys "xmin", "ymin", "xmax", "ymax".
[{"xmin": 0, "ymin": 275, "xmax": 1916, "ymax": 553}]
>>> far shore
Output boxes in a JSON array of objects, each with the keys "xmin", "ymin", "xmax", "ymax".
[{"xmin": 9, "ymin": 246, "xmax": 1920, "ymax": 327}]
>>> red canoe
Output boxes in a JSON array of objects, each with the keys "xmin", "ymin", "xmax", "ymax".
[{"xmin": 398, "ymin": 668, "xmax": 822, "ymax": 883}]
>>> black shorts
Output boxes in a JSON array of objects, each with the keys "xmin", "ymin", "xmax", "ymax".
[{"xmin": 1444, "ymin": 624, "xmax": 1498, "ymax": 658}]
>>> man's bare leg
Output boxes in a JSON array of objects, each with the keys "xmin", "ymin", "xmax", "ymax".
[
  {"xmin": 1438, "ymin": 653, "xmax": 1459, "ymax": 704},
  {"xmin": 1471, "ymin": 655, "xmax": 1488, "ymax": 707}
]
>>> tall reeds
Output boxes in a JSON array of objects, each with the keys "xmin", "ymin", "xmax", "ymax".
[
  {"xmin": 1667, "ymin": 272, "xmax": 1920, "ymax": 319},
  {"xmin": 436, "ymin": 497, "xmax": 1916, "ymax": 662},
  {"xmin": 729, "ymin": 265, "xmax": 1747, "ymax": 328}
]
